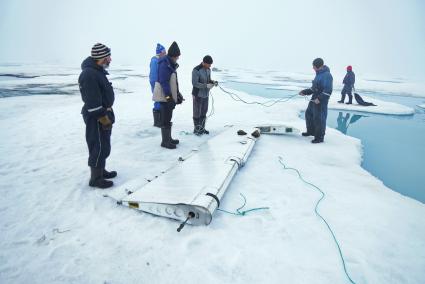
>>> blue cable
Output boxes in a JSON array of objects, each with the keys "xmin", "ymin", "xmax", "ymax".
[
  {"xmin": 217, "ymin": 193, "xmax": 269, "ymax": 216},
  {"xmin": 278, "ymin": 156, "xmax": 356, "ymax": 284}
]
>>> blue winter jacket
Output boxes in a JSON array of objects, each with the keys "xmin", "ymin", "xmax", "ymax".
[
  {"xmin": 79, "ymin": 57, "xmax": 115, "ymax": 120},
  {"xmin": 149, "ymin": 56, "xmax": 159, "ymax": 92},
  {"xmin": 157, "ymin": 56, "xmax": 178, "ymax": 96},
  {"xmin": 342, "ymin": 71, "xmax": 355, "ymax": 91},
  {"xmin": 311, "ymin": 65, "xmax": 333, "ymax": 102}
]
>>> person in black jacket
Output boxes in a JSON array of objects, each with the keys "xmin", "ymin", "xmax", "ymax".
[
  {"xmin": 78, "ymin": 43, "xmax": 116, "ymax": 189},
  {"xmin": 338, "ymin": 65, "xmax": 355, "ymax": 104}
]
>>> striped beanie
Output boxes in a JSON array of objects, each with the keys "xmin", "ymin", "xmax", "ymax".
[{"xmin": 91, "ymin": 43, "xmax": 111, "ymax": 60}]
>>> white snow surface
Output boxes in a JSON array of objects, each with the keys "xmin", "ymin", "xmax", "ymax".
[
  {"xmin": 1, "ymin": 65, "xmax": 425, "ymax": 284},
  {"xmin": 327, "ymin": 95, "xmax": 414, "ymax": 115}
]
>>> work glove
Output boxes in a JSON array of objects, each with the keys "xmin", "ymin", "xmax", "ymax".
[
  {"xmin": 299, "ymin": 88, "xmax": 314, "ymax": 96},
  {"xmin": 176, "ymin": 92, "xmax": 184, "ymax": 104},
  {"xmin": 206, "ymin": 83, "xmax": 214, "ymax": 89},
  {"xmin": 98, "ymin": 115, "xmax": 112, "ymax": 130}
]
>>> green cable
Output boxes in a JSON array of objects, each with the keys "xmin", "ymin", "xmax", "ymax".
[
  {"xmin": 217, "ymin": 193, "xmax": 269, "ymax": 216},
  {"xmin": 277, "ymin": 156, "xmax": 356, "ymax": 284}
]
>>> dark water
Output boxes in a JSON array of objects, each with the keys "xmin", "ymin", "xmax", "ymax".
[
  {"xmin": 223, "ymin": 81, "xmax": 425, "ymax": 204},
  {"xmin": 222, "ymin": 81, "xmax": 298, "ymax": 98},
  {"xmin": 0, "ymin": 72, "xmax": 134, "ymax": 98}
]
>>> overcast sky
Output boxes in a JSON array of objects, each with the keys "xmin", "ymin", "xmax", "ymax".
[{"xmin": 1, "ymin": 0, "xmax": 424, "ymax": 80}]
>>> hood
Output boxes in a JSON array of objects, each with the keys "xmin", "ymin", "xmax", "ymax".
[
  {"xmin": 158, "ymin": 55, "xmax": 179, "ymax": 70},
  {"xmin": 316, "ymin": 65, "xmax": 330, "ymax": 74},
  {"xmin": 81, "ymin": 56, "xmax": 106, "ymax": 73}
]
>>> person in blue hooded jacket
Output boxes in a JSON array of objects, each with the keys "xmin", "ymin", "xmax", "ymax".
[
  {"xmin": 149, "ymin": 43, "xmax": 166, "ymax": 127},
  {"xmin": 299, "ymin": 58, "xmax": 333, "ymax": 143},
  {"xmin": 78, "ymin": 43, "xmax": 116, "ymax": 189},
  {"xmin": 338, "ymin": 65, "xmax": 355, "ymax": 104}
]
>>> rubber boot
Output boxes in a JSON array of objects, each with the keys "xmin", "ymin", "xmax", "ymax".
[
  {"xmin": 169, "ymin": 122, "xmax": 179, "ymax": 145},
  {"xmin": 103, "ymin": 169, "xmax": 117, "ymax": 179},
  {"xmin": 338, "ymin": 94, "xmax": 345, "ymax": 103},
  {"xmin": 346, "ymin": 95, "xmax": 352, "ymax": 105},
  {"xmin": 200, "ymin": 117, "xmax": 209, "ymax": 134},
  {"xmin": 161, "ymin": 127, "xmax": 176, "ymax": 149},
  {"xmin": 193, "ymin": 118, "xmax": 202, "ymax": 136},
  {"xmin": 153, "ymin": 109, "xmax": 161, "ymax": 127},
  {"xmin": 89, "ymin": 167, "xmax": 113, "ymax": 189},
  {"xmin": 311, "ymin": 137, "xmax": 324, "ymax": 144}
]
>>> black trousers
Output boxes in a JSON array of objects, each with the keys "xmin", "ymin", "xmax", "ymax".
[
  {"xmin": 160, "ymin": 101, "xmax": 175, "ymax": 128},
  {"xmin": 305, "ymin": 100, "xmax": 328, "ymax": 140},
  {"xmin": 84, "ymin": 116, "xmax": 111, "ymax": 169},
  {"xmin": 341, "ymin": 86, "xmax": 353, "ymax": 102},
  {"xmin": 192, "ymin": 95, "xmax": 209, "ymax": 120}
]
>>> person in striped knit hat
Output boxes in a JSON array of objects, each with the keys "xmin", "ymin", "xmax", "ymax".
[{"xmin": 78, "ymin": 43, "xmax": 116, "ymax": 189}]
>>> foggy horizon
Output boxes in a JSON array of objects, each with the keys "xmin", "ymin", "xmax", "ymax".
[{"xmin": 1, "ymin": 0, "xmax": 424, "ymax": 81}]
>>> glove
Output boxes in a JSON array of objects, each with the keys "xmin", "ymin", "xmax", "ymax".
[
  {"xmin": 213, "ymin": 81, "xmax": 218, "ymax": 87},
  {"xmin": 165, "ymin": 95, "xmax": 173, "ymax": 102},
  {"xmin": 300, "ymin": 88, "xmax": 314, "ymax": 96},
  {"xmin": 177, "ymin": 92, "xmax": 184, "ymax": 104},
  {"xmin": 206, "ymin": 83, "xmax": 214, "ymax": 89},
  {"xmin": 98, "ymin": 115, "xmax": 112, "ymax": 130}
]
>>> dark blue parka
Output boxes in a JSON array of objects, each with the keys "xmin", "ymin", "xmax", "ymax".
[
  {"xmin": 79, "ymin": 57, "xmax": 115, "ymax": 122},
  {"xmin": 157, "ymin": 55, "xmax": 178, "ymax": 127},
  {"xmin": 157, "ymin": 56, "xmax": 178, "ymax": 97},
  {"xmin": 342, "ymin": 71, "xmax": 355, "ymax": 92},
  {"xmin": 311, "ymin": 65, "xmax": 333, "ymax": 102},
  {"xmin": 304, "ymin": 66, "xmax": 333, "ymax": 140},
  {"xmin": 78, "ymin": 57, "xmax": 115, "ymax": 168}
]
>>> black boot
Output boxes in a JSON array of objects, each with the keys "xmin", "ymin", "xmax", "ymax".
[
  {"xmin": 346, "ymin": 95, "xmax": 352, "ymax": 105},
  {"xmin": 89, "ymin": 167, "xmax": 113, "ymax": 189},
  {"xmin": 161, "ymin": 127, "xmax": 176, "ymax": 149},
  {"xmin": 200, "ymin": 117, "xmax": 209, "ymax": 135},
  {"xmin": 193, "ymin": 118, "xmax": 202, "ymax": 136},
  {"xmin": 311, "ymin": 137, "xmax": 324, "ymax": 144},
  {"xmin": 169, "ymin": 122, "xmax": 179, "ymax": 144},
  {"xmin": 103, "ymin": 169, "xmax": 117, "ymax": 179},
  {"xmin": 153, "ymin": 109, "xmax": 161, "ymax": 127}
]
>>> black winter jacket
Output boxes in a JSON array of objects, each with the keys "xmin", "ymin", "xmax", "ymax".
[{"xmin": 79, "ymin": 57, "xmax": 115, "ymax": 120}]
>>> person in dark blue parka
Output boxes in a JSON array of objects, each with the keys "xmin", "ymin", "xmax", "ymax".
[
  {"xmin": 79, "ymin": 43, "xmax": 116, "ymax": 189},
  {"xmin": 152, "ymin": 41, "xmax": 183, "ymax": 149},
  {"xmin": 299, "ymin": 58, "xmax": 333, "ymax": 143},
  {"xmin": 338, "ymin": 65, "xmax": 355, "ymax": 104}
]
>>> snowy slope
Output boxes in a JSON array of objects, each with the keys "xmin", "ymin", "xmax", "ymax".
[{"xmin": 0, "ymin": 66, "xmax": 424, "ymax": 284}]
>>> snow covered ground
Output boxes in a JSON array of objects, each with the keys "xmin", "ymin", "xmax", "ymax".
[
  {"xmin": 1, "ymin": 65, "xmax": 425, "ymax": 284},
  {"xmin": 327, "ymin": 95, "xmax": 414, "ymax": 115}
]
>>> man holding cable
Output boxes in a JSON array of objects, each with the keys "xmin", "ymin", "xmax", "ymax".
[
  {"xmin": 299, "ymin": 58, "xmax": 333, "ymax": 144},
  {"xmin": 191, "ymin": 55, "xmax": 218, "ymax": 135}
]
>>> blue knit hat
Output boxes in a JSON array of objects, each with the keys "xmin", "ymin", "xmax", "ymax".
[{"xmin": 156, "ymin": 43, "xmax": 166, "ymax": 55}]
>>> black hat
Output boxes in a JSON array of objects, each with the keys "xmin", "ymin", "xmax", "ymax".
[
  {"xmin": 203, "ymin": 55, "xmax": 213, "ymax": 64},
  {"xmin": 168, "ymin": 41, "xmax": 181, "ymax": 57},
  {"xmin": 312, "ymin": 58, "xmax": 324, "ymax": 68},
  {"xmin": 91, "ymin": 43, "xmax": 111, "ymax": 60}
]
